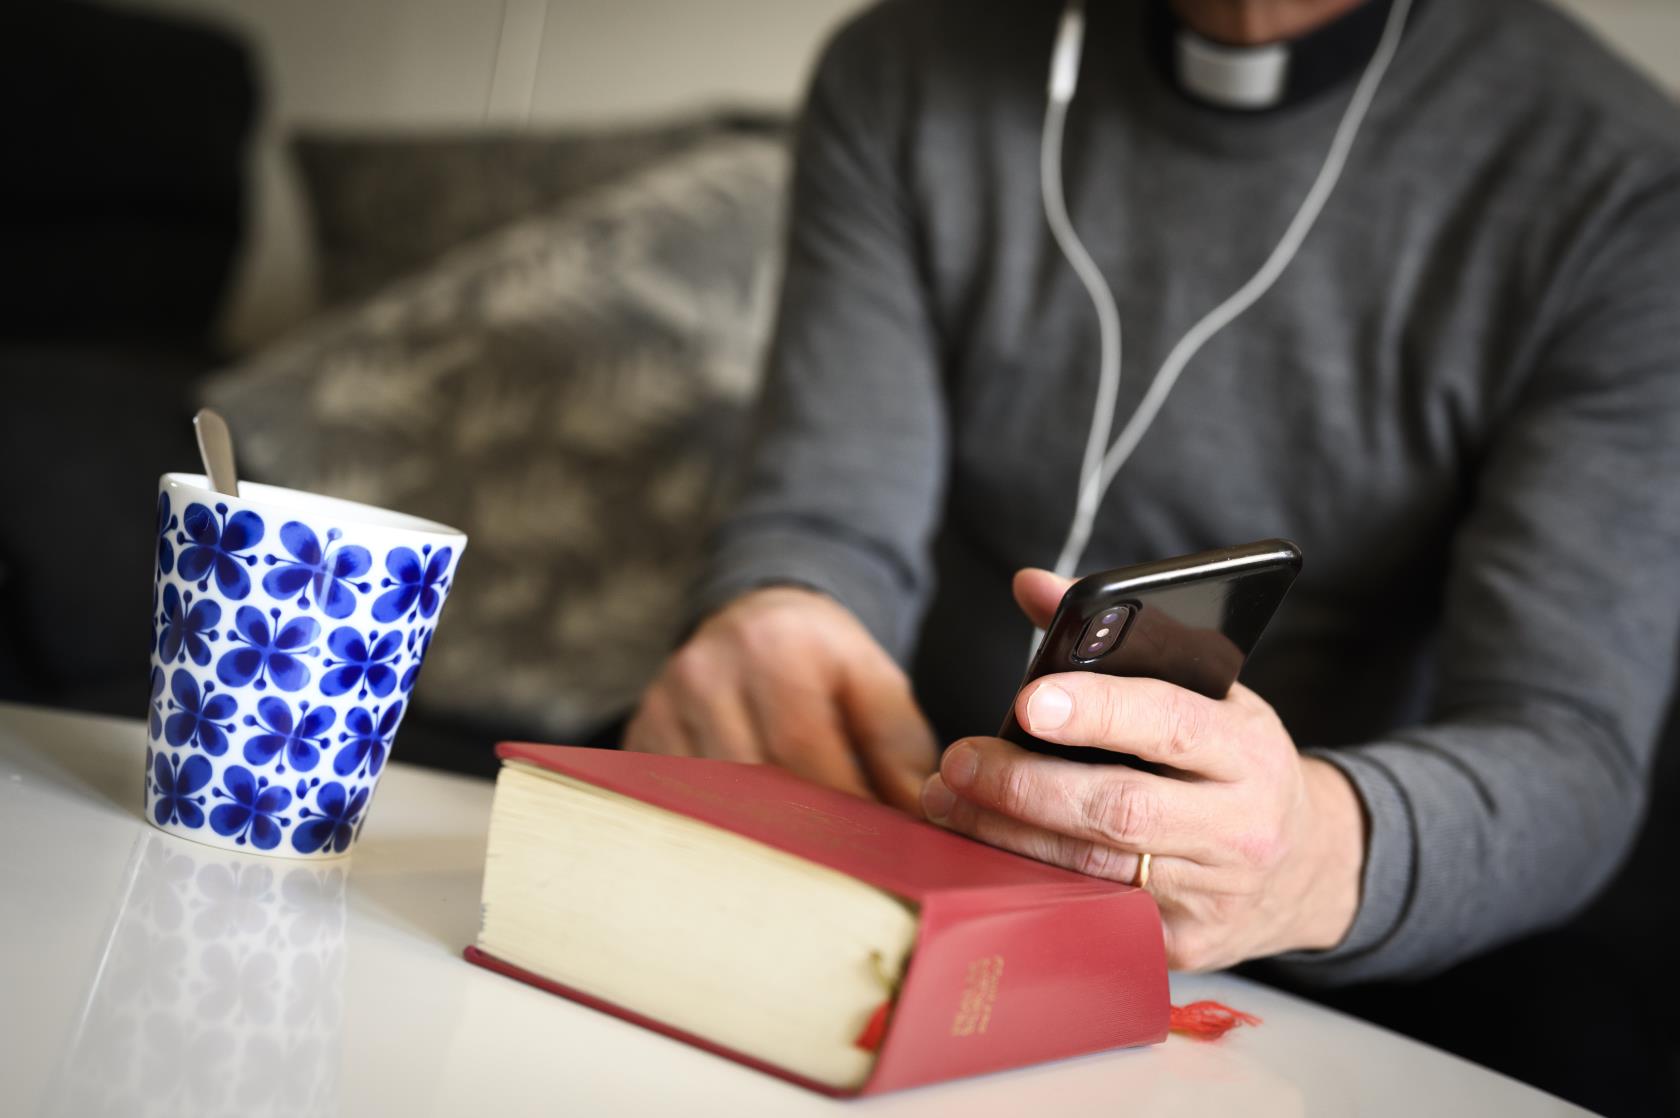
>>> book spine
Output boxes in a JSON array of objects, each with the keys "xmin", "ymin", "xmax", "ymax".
[{"xmin": 863, "ymin": 888, "xmax": 1169, "ymax": 1093}]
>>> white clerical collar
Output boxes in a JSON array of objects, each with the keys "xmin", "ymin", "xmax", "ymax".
[
  {"xmin": 1174, "ymin": 29, "xmax": 1290, "ymax": 111},
  {"xmin": 1155, "ymin": 0, "xmax": 1408, "ymax": 114}
]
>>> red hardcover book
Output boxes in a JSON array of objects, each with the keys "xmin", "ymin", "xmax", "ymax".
[{"xmin": 465, "ymin": 742, "xmax": 1169, "ymax": 1096}]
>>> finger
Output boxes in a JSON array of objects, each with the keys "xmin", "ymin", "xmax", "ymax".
[
  {"xmin": 1158, "ymin": 920, "xmax": 1204, "ymax": 973},
  {"xmin": 1158, "ymin": 917, "xmax": 1236, "ymax": 974},
  {"xmin": 936, "ymin": 736, "xmax": 1220, "ymax": 861},
  {"xmin": 922, "ymin": 773, "xmax": 1192, "ymax": 892},
  {"xmin": 1013, "ymin": 673, "xmax": 1244, "ymax": 780},
  {"xmin": 674, "ymin": 688, "xmax": 763, "ymax": 764},
  {"xmin": 923, "ymin": 773, "xmax": 1141, "ymax": 881},
  {"xmin": 622, "ymin": 689, "xmax": 695, "ymax": 757},
  {"xmin": 839, "ymin": 663, "xmax": 939, "ymax": 814},
  {"xmin": 1012, "ymin": 567, "xmax": 1074, "ymax": 631},
  {"xmin": 1225, "ymin": 681, "xmax": 1272, "ymax": 714},
  {"xmin": 745, "ymin": 677, "xmax": 877, "ymax": 801},
  {"xmin": 661, "ymin": 654, "xmax": 763, "ymax": 763}
]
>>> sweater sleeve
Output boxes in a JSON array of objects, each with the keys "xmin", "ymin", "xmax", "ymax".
[
  {"xmin": 1270, "ymin": 167, "xmax": 1680, "ymax": 983},
  {"xmin": 692, "ymin": 4, "xmax": 949, "ymax": 661}
]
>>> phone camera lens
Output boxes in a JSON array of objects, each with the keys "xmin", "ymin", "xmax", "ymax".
[{"xmin": 1072, "ymin": 605, "xmax": 1131, "ymax": 663}]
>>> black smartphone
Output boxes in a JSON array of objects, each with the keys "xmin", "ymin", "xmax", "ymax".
[{"xmin": 1000, "ymin": 539, "xmax": 1302, "ymax": 765}]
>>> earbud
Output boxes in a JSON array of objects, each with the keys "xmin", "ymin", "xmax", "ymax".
[{"xmin": 1048, "ymin": 2, "xmax": 1086, "ymax": 104}]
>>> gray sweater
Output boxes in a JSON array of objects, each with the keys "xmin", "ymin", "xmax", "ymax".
[{"xmin": 696, "ymin": 0, "xmax": 1680, "ymax": 983}]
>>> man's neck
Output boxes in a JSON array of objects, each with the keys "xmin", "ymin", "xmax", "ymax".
[{"xmin": 1171, "ymin": 0, "xmax": 1371, "ymax": 45}]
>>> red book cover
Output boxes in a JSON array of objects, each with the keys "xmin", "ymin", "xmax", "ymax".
[{"xmin": 465, "ymin": 742, "xmax": 1170, "ymax": 1096}]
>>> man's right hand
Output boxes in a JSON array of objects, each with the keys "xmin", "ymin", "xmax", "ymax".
[{"xmin": 622, "ymin": 587, "xmax": 938, "ymax": 813}]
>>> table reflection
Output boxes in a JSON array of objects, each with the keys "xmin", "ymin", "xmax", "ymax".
[{"xmin": 50, "ymin": 832, "xmax": 346, "ymax": 1117}]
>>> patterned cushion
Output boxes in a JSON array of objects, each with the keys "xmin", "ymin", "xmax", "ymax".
[
  {"xmin": 292, "ymin": 115, "xmax": 781, "ymax": 305},
  {"xmin": 203, "ymin": 134, "xmax": 787, "ymax": 740}
]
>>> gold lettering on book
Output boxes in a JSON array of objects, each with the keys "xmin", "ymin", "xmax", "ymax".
[{"xmin": 950, "ymin": 955, "xmax": 1004, "ymax": 1037}]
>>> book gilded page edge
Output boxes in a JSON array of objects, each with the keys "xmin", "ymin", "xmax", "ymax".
[
  {"xmin": 477, "ymin": 760, "xmax": 919, "ymax": 1089},
  {"xmin": 462, "ymin": 945, "xmax": 864, "ymax": 1098}
]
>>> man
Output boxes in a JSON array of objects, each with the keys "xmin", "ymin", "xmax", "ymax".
[{"xmin": 626, "ymin": 0, "xmax": 1680, "ymax": 1088}]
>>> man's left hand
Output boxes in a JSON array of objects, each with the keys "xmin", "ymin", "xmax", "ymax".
[{"xmin": 920, "ymin": 568, "xmax": 1367, "ymax": 971}]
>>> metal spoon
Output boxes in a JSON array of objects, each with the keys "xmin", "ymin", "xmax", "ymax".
[{"xmin": 193, "ymin": 408, "xmax": 240, "ymax": 497}]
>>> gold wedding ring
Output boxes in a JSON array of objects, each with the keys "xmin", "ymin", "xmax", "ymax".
[{"xmin": 1132, "ymin": 852, "xmax": 1153, "ymax": 890}]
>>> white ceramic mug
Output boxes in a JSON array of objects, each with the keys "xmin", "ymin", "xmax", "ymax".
[{"xmin": 145, "ymin": 473, "xmax": 466, "ymax": 858}]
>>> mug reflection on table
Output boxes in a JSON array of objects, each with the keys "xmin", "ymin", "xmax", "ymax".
[
  {"xmin": 49, "ymin": 832, "xmax": 349, "ymax": 1118},
  {"xmin": 146, "ymin": 472, "xmax": 466, "ymax": 859}
]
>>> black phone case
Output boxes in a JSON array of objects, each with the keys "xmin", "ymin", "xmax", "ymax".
[{"xmin": 1000, "ymin": 539, "xmax": 1302, "ymax": 765}]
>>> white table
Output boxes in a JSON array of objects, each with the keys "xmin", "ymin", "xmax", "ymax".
[{"xmin": 0, "ymin": 702, "xmax": 1587, "ymax": 1116}]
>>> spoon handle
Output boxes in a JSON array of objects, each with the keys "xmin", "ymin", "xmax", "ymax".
[{"xmin": 194, "ymin": 408, "xmax": 240, "ymax": 497}]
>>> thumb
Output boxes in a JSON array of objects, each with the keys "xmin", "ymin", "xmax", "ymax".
[
  {"xmin": 839, "ymin": 664, "xmax": 939, "ymax": 815},
  {"xmin": 1013, "ymin": 567, "xmax": 1075, "ymax": 631}
]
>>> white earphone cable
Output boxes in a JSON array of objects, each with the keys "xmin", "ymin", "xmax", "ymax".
[
  {"xmin": 1044, "ymin": 0, "xmax": 1414, "ymax": 584},
  {"xmin": 1039, "ymin": 0, "xmax": 1121, "ymax": 581}
]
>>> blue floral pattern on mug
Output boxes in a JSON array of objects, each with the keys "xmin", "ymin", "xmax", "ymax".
[
  {"xmin": 241, "ymin": 697, "xmax": 336, "ymax": 774},
  {"xmin": 210, "ymin": 765, "xmax": 294, "ymax": 850},
  {"xmin": 400, "ymin": 628, "xmax": 431, "ymax": 694},
  {"xmin": 153, "ymin": 751, "xmax": 213, "ymax": 828},
  {"xmin": 157, "ymin": 584, "xmax": 222, "ymax": 667},
  {"xmin": 319, "ymin": 627, "xmax": 401, "ymax": 700},
  {"xmin": 177, "ymin": 502, "xmax": 265, "ymax": 600},
  {"xmin": 164, "ymin": 670, "xmax": 238, "ymax": 756},
  {"xmin": 217, "ymin": 607, "xmax": 321, "ymax": 693},
  {"xmin": 149, "ymin": 666, "xmax": 166, "ymax": 740},
  {"xmin": 156, "ymin": 492, "xmax": 179, "ymax": 576},
  {"xmin": 147, "ymin": 475, "xmax": 463, "ymax": 857},
  {"xmin": 372, "ymin": 545, "xmax": 452, "ymax": 624},
  {"xmin": 292, "ymin": 781, "xmax": 368, "ymax": 856},
  {"xmin": 334, "ymin": 701, "xmax": 402, "ymax": 779},
  {"xmin": 262, "ymin": 522, "xmax": 373, "ymax": 620}
]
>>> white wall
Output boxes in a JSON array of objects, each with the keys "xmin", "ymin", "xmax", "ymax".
[
  {"xmin": 107, "ymin": 0, "xmax": 1680, "ymax": 353},
  {"xmin": 1550, "ymin": 0, "xmax": 1680, "ymax": 97}
]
